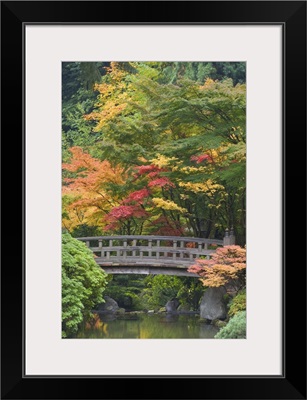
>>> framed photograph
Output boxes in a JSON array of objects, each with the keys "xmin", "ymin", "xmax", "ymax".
[{"xmin": 1, "ymin": 1, "xmax": 306, "ymax": 399}]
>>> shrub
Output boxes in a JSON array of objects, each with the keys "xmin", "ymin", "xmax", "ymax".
[
  {"xmin": 214, "ymin": 311, "xmax": 246, "ymax": 339},
  {"xmin": 228, "ymin": 290, "xmax": 246, "ymax": 317},
  {"xmin": 62, "ymin": 233, "xmax": 108, "ymax": 337},
  {"xmin": 188, "ymin": 245, "xmax": 246, "ymax": 292}
]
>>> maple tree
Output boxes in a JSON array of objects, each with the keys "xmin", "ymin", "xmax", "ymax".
[
  {"xmin": 62, "ymin": 146, "xmax": 128, "ymax": 231},
  {"xmin": 62, "ymin": 61, "xmax": 246, "ymax": 243},
  {"xmin": 188, "ymin": 245, "xmax": 246, "ymax": 293},
  {"xmin": 82, "ymin": 64, "xmax": 246, "ymax": 241}
]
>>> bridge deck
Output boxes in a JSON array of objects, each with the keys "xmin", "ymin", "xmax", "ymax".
[{"xmin": 77, "ymin": 234, "xmax": 228, "ymax": 276}]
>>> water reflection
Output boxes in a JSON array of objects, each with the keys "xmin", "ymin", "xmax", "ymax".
[{"xmin": 76, "ymin": 313, "xmax": 219, "ymax": 339}]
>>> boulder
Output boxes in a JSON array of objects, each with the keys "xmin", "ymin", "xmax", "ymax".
[
  {"xmin": 199, "ymin": 287, "xmax": 227, "ymax": 320},
  {"xmin": 213, "ymin": 319, "xmax": 227, "ymax": 328},
  {"xmin": 116, "ymin": 308, "xmax": 126, "ymax": 315},
  {"xmin": 166, "ymin": 298, "xmax": 180, "ymax": 313},
  {"xmin": 177, "ymin": 304, "xmax": 191, "ymax": 312},
  {"xmin": 96, "ymin": 296, "xmax": 119, "ymax": 313}
]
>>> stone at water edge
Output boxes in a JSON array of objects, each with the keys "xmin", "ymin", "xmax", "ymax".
[
  {"xmin": 166, "ymin": 298, "xmax": 180, "ymax": 313},
  {"xmin": 213, "ymin": 319, "xmax": 228, "ymax": 328},
  {"xmin": 96, "ymin": 295, "xmax": 119, "ymax": 313},
  {"xmin": 199, "ymin": 287, "xmax": 227, "ymax": 320},
  {"xmin": 177, "ymin": 304, "xmax": 192, "ymax": 312}
]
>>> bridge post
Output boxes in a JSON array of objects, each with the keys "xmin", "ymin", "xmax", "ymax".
[
  {"xmin": 108, "ymin": 239, "xmax": 112, "ymax": 259},
  {"xmin": 223, "ymin": 227, "xmax": 236, "ymax": 246},
  {"xmin": 123, "ymin": 239, "xmax": 127, "ymax": 260},
  {"xmin": 132, "ymin": 240, "xmax": 137, "ymax": 257},
  {"xmin": 173, "ymin": 240, "xmax": 177, "ymax": 259},
  {"xmin": 98, "ymin": 239, "xmax": 103, "ymax": 257},
  {"xmin": 148, "ymin": 239, "xmax": 152, "ymax": 258},
  {"xmin": 156, "ymin": 240, "xmax": 160, "ymax": 259},
  {"xmin": 180, "ymin": 240, "xmax": 184, "ymax": 259}
]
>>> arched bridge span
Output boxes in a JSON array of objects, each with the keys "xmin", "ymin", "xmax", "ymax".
[{"xmin": 78, "ymin": 233, "xmax": 235, "ymax": 277}]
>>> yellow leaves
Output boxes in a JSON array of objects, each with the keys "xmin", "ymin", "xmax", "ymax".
[
  {"xmin": 180, "ymin": 166, "xmax": 206, "ymax": 174},
  {"xmin": 152, "ymin": 198, "xmax": 187, "ymax": 213},
  {"xmin": 150, "ymin": 154, "xmax": 178, "ymax": 168},
  {"xmin": 90, "ymin": 101, "xmax": 127, "ymax": 131},
  {"xmin": 179, "ymin": 179, "xmax": 224, "ymax": 195},
  {"xmin": 62, "ymin": 196, "xmax": 100, "ymax": 231},
  {"xmin": 208, "ymin": 148, "xmax": 219, "ymax": 159},
  {"xmin": 201, "ymin": 78, "xmax": 216, "ymax": 89},
  {"xmin": 86, "ymin": 63, "xmax": 132, "ymax": 130},
  {"xmin": 169, "ymin": 163, "xmax": 184, "ymax": 172}
]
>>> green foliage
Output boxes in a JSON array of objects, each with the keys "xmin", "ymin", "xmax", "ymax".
[
  {"xmin": 142, "ymin": 275, "xmax": 184, "ymax": 309},
  {"xmin": 62, "ymin": 62, "xmax": 109, "ymax": 157},
  {"xmin": 104, "ymin": 275, "xmax": 145, "ymax": 310},
  {"xmin": 214, "ymin": 311, "xmax": 246, "ymax": 339},
  {"xmin": 103, "ymin": 274, "xmax": 204, "ymax": 311},
  {"xmin": 159, "ymin": 62, "xmax": 245, "ymax": 85},
  {"xmin": 62, "ymin": 61, "xmax": 107, "ymax": 101},
  {"xmin": 70, "ymin": 224, "xmax": 104, "ymax": 238},
  {"xmin": 142, "ymin": 275, "xmax": 203, "ymax": 310},
  {"xmin": 62, "ymin": 233, "xmax": 108, "ymax": 337},
  {"xmin": 228, "ymin": 290, "xmax": 246, "ymax": 317}
]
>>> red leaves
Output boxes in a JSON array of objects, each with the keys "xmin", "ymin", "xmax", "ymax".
[
  {"xmin": 104, "ymin": 204, "xmax": 148, "ymax": 230},
  {"xmin": 187, "ymin": 245, "xmax": 246, "ymax": 289},
  {"xmin": 148, "ymin": 177, "xmax": 175, "ymax": 188},
  {"xmin": 134, "ymin": 162, "xmax": 175, "ymax": 189},
  {"xmin": 107, "ymin": 205, "xmax": 146, "ymax": 219},
  {"xmin": 123, "ymin": 189, "xmax": 150, "ymax": 204},
  {"xmin": 150, "ymin": 215, "xmax": 184, "ymax": 236},
  {"xmin": 135, "ymin": 164, "xmax": 170, "ymax": 180},
  {"xmin": 190, "ymin": 153, "xmax": 212, "ymax": 163},
  {"xmin": 187, "ymin": 263, "xmax": 204, "ymax": 275},
  {"xmin": 147, "ymin": 171, "xmax": 161, "ymax": 178},
  {"xmin": 136, "ymin": 165, "xmax": 161, "ymax": 175}
]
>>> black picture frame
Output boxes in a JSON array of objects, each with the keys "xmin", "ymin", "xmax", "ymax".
[{"xmin": 1, "ymin": 1, "xmax": 306, "ymax": 399}]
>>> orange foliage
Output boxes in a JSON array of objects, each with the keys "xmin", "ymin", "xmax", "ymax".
[
  {"xmin": 188, "ymin": 245, "xmax": 246, "ymax": 290},
  {"xmin": 62, "ymin": 147, "xmax": 127, "ymax": 231}
]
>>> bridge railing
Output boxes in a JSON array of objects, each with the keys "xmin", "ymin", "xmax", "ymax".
[{"xmin": 77, "ymin": 235, "xmax": 224, "ymax": 263}]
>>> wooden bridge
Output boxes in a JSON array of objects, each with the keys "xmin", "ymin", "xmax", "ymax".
[{"xmin": 78, "ymin": 232, "xmax": 235, "ymax": 277}]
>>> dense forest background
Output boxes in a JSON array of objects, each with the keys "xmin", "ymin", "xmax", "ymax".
[{"xmin": 62, "ymin": 61, "xmax": 246, "ymax": 246}]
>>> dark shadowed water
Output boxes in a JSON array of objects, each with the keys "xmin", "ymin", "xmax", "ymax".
[{"xmin": 75, "ymin": 313, "xmax": 219, "ymax": 339}]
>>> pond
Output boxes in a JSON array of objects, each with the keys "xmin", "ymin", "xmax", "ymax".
[{"xmin": 75, "ymin": 313, "xmax": 219, "ymax": 339}]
